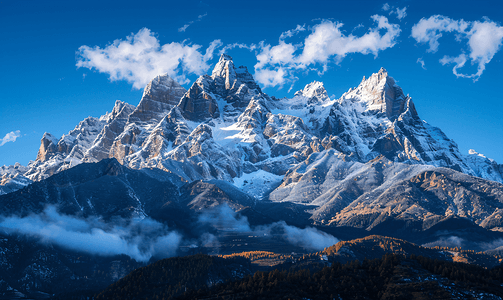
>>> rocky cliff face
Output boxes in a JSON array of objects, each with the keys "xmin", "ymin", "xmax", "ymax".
[
  {"xmin": 109, "ymin": 75, "xmax": 187, "ymax": 165},
  {"xmin": 128, "ymin": 74, "xmax": 187, "ymax": 124},
  {"xmin": 178, "ymin": 54, "xmax": 268, "ymax": 123},
  {"xmin": 84, "ymin": 100, "xmax": 136, "ymax": 162}
]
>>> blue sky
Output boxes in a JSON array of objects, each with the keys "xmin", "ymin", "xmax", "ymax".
[{"xmin": 1, "ymin": 0, "xmax": 502, "ymax": 166}]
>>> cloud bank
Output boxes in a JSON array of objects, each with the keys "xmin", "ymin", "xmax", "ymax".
[
  {"xmin": 0, "ymin": 130, "xmax": 21, "ymax": 147},
  {"xmin": 0, "ymin": 206, "xmax": 182, "ymax": 262},
  {"xmin": 197, "ymin": 205, "xmax": 339, "ymax": 251},
  {"xmin": 76, "ymin": 28, "xmax": 222, "ymax": 88},
  {"xmin": 412, "ymin": 15, "xmax": 503, "ymax": 80},
  {"xmin": 0, "ymin": 204, "xmax": 339, "ymax": 261},
  {"xmin": 253, "ymin": 15, "xmax": 401, "ymax": 88}
]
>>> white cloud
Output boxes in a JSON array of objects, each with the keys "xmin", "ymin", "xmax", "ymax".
[
  {"xmin": 411, "ymin": 15, "xmax": 468, "ymax": 52},
  {"xmin": 0, "ymin": 130, "xmax": 21, "ymax": 146},
  {"xmin": 178, "ymin": 24, "xmax": 190, "ymax": 32},
  {"xmin": 251, "ymin": 16, "xmax": 400, "ymax": 88},
  {"xmin": 76, "ymin": 28, "xmax": 222, "ymax": 89},
  {"xmin": 279, "ymin": 24, "xmax": 306, "ymax": 40},
  {"xmin": 394, "ymin": 7, "xmax": 407, "ymax": 20},
  {"xmin": 440, "ymin": 53, "xmax": 468, "ymax": 76},
  {"xmin": 219, "ymin": 42, "xmax": 257, "ymax": 54},
  {"xmin": 417, "ymin": 57, "xmax": 426, "ymax": 69},
  {"xmin": 178, "ymin": 13, "xmax": 207, "ymax": 32},
  {"xmin": 412, "ymin": 16, "xmax": 503, "ymax": 80},
  {"xmin": 254, "ymin": 67, "xmax": 287, "ymax": 88},
  {"xmin": 255, "ymin": 41, "xmax": 297, "ymax": 69},
  {"xmin": 0, "ymin": 206, "xmax": 182, "ymax": 262},
  {"xmin": 352, "ymin": 23, "xmax": 364, "ymax": 32},
  {"xmin": 204, "ymin": 39, "xmax": 224, "ymax": 61},
  {"xmin": 383, "ymin": 4, "xmax": 407, "ymax": 20},
  {"xmin": 299, "ymin": 15, "xmax": 400, "ymax": 65}
]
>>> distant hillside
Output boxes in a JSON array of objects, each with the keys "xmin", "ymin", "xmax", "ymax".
[{"xmin": 319, "ymin": 235, "xmax": 502, "ymax": 268}]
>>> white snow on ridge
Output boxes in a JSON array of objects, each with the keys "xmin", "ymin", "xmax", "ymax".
[{"xmin": 233, "ymin": 169, "xmax": 283, "ymax": 199}]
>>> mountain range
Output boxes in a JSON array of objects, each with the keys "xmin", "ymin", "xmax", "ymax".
[
  {"xmin": 2, "ymin": 54, "xmax": 502, "ymax": 230},
  {"xmin": 1, "ymin": 54, "xmax": 503, "ymax": 298}
]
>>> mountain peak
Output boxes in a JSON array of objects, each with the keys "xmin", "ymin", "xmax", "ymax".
[
  {"xmin": 378, "ymin": 67, "xmax": 388, "ymax": 76},
  {"xmin": 219, "ymin": 53, "xmax": 233, "ymax": 62},
  {"xmin": 142, "ymin": 73, "xmax": 186, "ymax": 103},
  {"xmin": 347, "ymin": 68, "xmax": 409, "ymax": 120},
  {"xmin": 36, "ymin": 132, "xmax": 58, "ymax": 162},
  {"xmin": 211, "ymin": 54, "xmax": 236, "ymax": 80},
  {"xmin": 296, "ymin": 81, "xmax": 328, "ymax": 101}
]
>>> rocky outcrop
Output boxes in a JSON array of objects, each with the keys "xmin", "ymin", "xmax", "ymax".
[
  {"xmin": 84, "ymin": 100, "xmax": 135, "ymax": 162},
  {"xmin": 35, "ymin": 132, "xmax": 59, "ymax": 162},
  {"xmin": 465, "ymin": 149, "xmax": 503, "ymax": 183},
  {"xmin": 165, "ymin": 124, "xmax": 242, "ymax": 182},
  {"xmin": 26, "ymin": 116, "xmax": 109, "ymax": 181},
  {"xmin": 110, "ymin": 75, "xmax": 188, "ymax": 164},
  {"xmin": 177, "ymin": 76, "xmax": 220, "ymax": 121},
  {"xmin": 312, "ymin": 68, "xmax": 482, "ymax": 180},
  {"xmin": 128, "ymin": 74, "xmax": 187, "ymax": 124}
]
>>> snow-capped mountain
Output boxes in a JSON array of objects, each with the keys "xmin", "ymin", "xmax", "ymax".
[
  {"xmin": 2, "ymin": 54, "xmax": 502, "ymax": 195},
  {"xmin": 271, "ymin": 149, "xmax": 503, "ymax": 231},
  {"xmin": 2, "ymin": 54, "xmax": 503, "ymax": 299}
]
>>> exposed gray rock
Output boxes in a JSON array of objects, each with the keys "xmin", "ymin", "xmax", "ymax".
[
  {"xmin": 110, "ymin": 74, "xmax": 187, "ymax": 164},
  {"xmin": 128, "ymin": 74, "xmax": 187, "ymax": 124},
  {"xmin": 178, "ymin": 54, "xmax": 267, "ymax": 123},
  {"xmin": 84, "ymin": 100, "xmax": 135, "ymax": 162}
]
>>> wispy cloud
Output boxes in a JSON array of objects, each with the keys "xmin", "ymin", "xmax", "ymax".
[
  {"xmin": 0, "ymin": 130, "xmax": 21, "ymax": 146},
  {"xmin": 197, "ymin": 205, "xmax": 339, "ymax": 251},
  {"xmin": 178, "ymin": 13, "xmax": 208, "ymax": 32},
  {"xmin": 382, "ymin": 3, "xmax": 407, "ymax": 20},
  {"xmin": 412, "ymin": 15, "xmax": 503, "ymax": 80},
  {"xmin": 219, "ymin": 43, "xmax": 258, "ymax": 54},
  {"xmin": 0, "ymin": 206, "xmax": 182, "ymax": 262},
  {"xmin": 76, "ymin": 28, "xmax": 222, "ymax": 89},
  {"xmin": 279, "ymin": 24, "xmax": 306, "ymax": 40},
  {"xmin": 417, "ymin": 57, "xmax": 426, "ymax": 69},
  {"xmin": 394, "ymin": 7, "xmax": 407, "ymax": 20}
]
